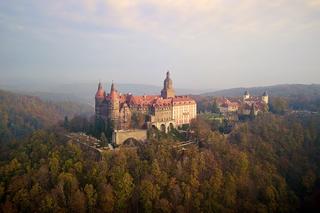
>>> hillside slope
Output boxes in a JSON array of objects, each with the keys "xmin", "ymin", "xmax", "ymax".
[
  {"xmin": 0, "ymin": 90, "xmax": 93, "ymax": 140},
  {"xmin": 202, "ymin": 84, "xmax": 320, "ymax": 97}
]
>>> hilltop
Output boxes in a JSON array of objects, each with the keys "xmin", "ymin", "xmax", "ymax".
[{"xmin": 202, "ymin": 84, "xmax": 320, "ymax": 97}]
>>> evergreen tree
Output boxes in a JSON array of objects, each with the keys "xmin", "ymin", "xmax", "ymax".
[{"xmin": 100, "ymin": 132, "xmax": 108, "ymax": 147}]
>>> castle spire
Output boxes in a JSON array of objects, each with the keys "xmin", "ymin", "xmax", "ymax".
[
  {"xmin": 95, "ymin": 81, "xmax": 105, "ymax": 98},
  {"xmin": 111, "ymin": 81, "xmax": 115, "ymax": 92},
  {"xmin": 161, "ymin": 71, "xmax": 175, "ymax": 98},
  {"xmin": 243, "ymin": 90, "xmax": 250, "ymax": 100},
  {"xmin": 262, "ymin": 90, "xmax": 269, "ymax": 104},
  {"xmin": 110, "ymin": 81, "xmax": 119, "ymax": 100}
]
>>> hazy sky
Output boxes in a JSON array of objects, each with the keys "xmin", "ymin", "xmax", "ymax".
[{"xmin": 1, "ymin": 0, "xmax": 320, "ymax": 89}]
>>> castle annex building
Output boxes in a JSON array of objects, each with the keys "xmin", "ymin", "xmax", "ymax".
[
  {"xmin": 216, "ymin": 90, "xmax": 269, "ymax": 116},
  {"xmin": 95, "ymin": 72, "xmax": 197, "ymax": 132}
]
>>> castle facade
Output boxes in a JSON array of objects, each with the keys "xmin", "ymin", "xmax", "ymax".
[{"xmin": 95, "ymin": 72, "xmax": 197, "ymax": 132}]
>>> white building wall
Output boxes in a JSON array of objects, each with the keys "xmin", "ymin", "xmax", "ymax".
[{"xmin": 173, "ymin": 103, "xmax": 197, "ymax": 126}]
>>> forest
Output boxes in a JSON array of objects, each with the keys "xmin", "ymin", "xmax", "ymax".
[
  {"xmin": 0, "ymin": 90, "xmax": 92, "ymax": 142},
  {"xmin": 0, "ymin": 91, "xmax": 320, "ymax": 212}
]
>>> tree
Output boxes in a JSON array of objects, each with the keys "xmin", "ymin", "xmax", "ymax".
[
  {"xmin": 100, "ymin": 132, "xmax": 108, "ymax": 147},
  {"xmin": 211, "ymin": 100, "xmax": 220, "ymax": 113},
  {"xmin": 139, "ymin": 179, "xmax": 161, "ymax": 212},
  {"xmin": 63, "ymin": 116, "xmax": 69, "ymax": 130},
  {"xmin": 70, "ymin": 189, "xmax": 86, "ymax": 213},
  {"xmin": 112, "ymin": 172, "xmax": 134, "ymax": 211},
  {"xmin": 190, "ymin": 117, "xmax": 211, "ymax": 144},
  {"xmin": 269, "ymin": 97, "xmax": 288, "ymax": 114},
  {"xmin": 84, "ymin": 184, "xmax": 97, "ymax": 212},
  {"xmin": 105, "ymin": 118, "xmax": 114, "ymax": 142},
  {"xmin": 49, "ymin": 155, "xmax": 60, "ymax": 179},
  {"xmin": 155, "ymin": 198, "xmax": 172, "ymax": 213},
  {"xmin": 264, "ymin": 185, "xmax": 279, "ymax": 212},
  {"xmin": 40, "ymin": 194, "xmax": 58, "ymax": 213},
  {"xmin": 57, "ymin": 172, "xmax": 79, "ymax": 208},
  {"xmin": 94, "ymin": 117, "xmax": 105, "ymax": 136},
  {"xmin": 69, "ymin": 116, "xmax": 89, "ymax": 132},
  {"xmin": 98, "ymin": 184, "xmax": 115, "ymax": 213},
  {"xmin": 223, "ymin": 173, "xmax": 236, "ymax": 208},
  {"xmin": 1, "ymin": 109, "xmax": 320, "ymax": 212}
]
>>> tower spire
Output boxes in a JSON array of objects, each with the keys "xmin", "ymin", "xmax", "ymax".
[
  {"xmin": 161, "ymin": 71, "xmax": 175, "ymax": 98},
  {"xmin": 110, "ymin": 81, "xmax": 119, "ymax": 100},
  {"xmin": 111, "ymin": 81, "xmax": 115, "ymax": 92},
  {"xmin": 95, "ymin": 81, "xmax": 105, "ymax": 98}
]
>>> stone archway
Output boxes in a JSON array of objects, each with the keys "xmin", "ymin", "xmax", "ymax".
[
  {"xmin": 160, "ymin": 124, "xmax": 166, "ymax": 132},
  {"xmin": 169, "ymin": 123, "xmax": 174, "ymax": 131},
  {"xmin": 150, "ymin": 121, "xmax": 176, "ymax": 134},
  {"xmin": 122, "ymin": 137, "xmax": 141, "ymax": 146},
  {"xmin": 112, "ymin": 130, "xmax": 147, "ymax": 146}
]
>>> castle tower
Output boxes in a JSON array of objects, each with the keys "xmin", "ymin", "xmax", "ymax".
[
  {"xmin": 262, "ymin": 91, "xmax": 269, "ymax": 104},
  {"xmin": 161, "ymin": 71, "xmax": 175, "ymax": 99},
  {"xmin": 243, "ymin": 90, "xmax": 250, "ymax": 100},
  {"xmin": 108, "ymin": 82, "xmax": 120, "ymax": 126},
  {"xmin": 95, "ymin": 82, "xmax": 105, "ymax": 118}
]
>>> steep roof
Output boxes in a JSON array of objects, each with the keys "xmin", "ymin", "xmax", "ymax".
[
  {"xmin": 95, "ymin": 82, "xmax": 105, "ymax": 98},
  {"xmin": 109, "ymin": 83, "xmax": 119, "ymax": 100},
  {"xmin": 129, "ymin": 95, "xmax": 159, "ymax": 106}
]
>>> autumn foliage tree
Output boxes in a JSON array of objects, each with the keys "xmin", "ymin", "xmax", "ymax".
[{"xmin": 0, "ymin": 112, "xmax": 320, "ymax": 212}]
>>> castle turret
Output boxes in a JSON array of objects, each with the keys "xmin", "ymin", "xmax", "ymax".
[
  {"xmin": 161, "ymin": 71, "xmax": 175, "ymax": 99},
  {"xmin": 243, "ymin": 90, "xmax": 250, "ymax": 100},
  {"xmin": 262, "ymin": 91, "xmax": 269, "ymax": 104},
  {"xmin": 108, "ymin": 82, "xmax": 120, "ymax": 126},
  {"xmin": 95, "ymin": 82, "xmax": 105, "ymax": 118},
  {"xmin": 95, "ymin": 82, "xmax": 105, "ymax": 99}
]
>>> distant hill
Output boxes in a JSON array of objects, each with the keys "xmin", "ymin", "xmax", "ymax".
[
  {"xmin": 202, "ymin": 84, "xmax": 320, "ymax": 97},
  {"xmin": 25, "ymin": 91, "xmax": 89, "ymax": 104},
  {"xmin": 0, "ymin": 82, "xmax": 209, "ymax": 104},
  {"xmin": 0, "ymin": 89, "xmax": 93, "ymax": 140}
]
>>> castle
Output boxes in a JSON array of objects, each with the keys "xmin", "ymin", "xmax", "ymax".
[
  {"xmin": 216, "ymin": 90, "xmax": 269, "ymax": 116},
  {"xmin": 95, "ymin": 72, "xmax": 197, "ymax": 132}
]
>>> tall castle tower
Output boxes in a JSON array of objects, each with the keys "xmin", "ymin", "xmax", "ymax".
[
  {"xmin": 161, "ymin": 71, "xmax": 175, "ymax": 99},
  {"xmin": 262, "ymin": 91, "xmax": 269, "ymax": 104},
  {"xmin": 108, "ymin": 83, "xmax": 120, "ymax": 125},
  {"xmin": 95, "ymin": 82, "xmax": 105, "ymax": 118}
]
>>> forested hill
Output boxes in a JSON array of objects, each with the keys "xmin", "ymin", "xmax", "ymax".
[
  {"xmin": 0, "ymin": 113, "xmax": 320, "ymax": 212},
  {"xmin": 0, "ymin": 89, "xmax": 93, "ymax": 140},
  {"xmin": 202, "ymin": 84, "xmax": 320, "ymax": 97}
]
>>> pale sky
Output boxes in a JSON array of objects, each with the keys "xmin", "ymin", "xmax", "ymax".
[{"xmin": 0, "ymin": 0, "xmax": 320, "ymax": 89}]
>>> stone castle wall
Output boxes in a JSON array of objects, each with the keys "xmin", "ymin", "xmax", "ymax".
[{"xmin": 112, "ymin": 129, "xmax": 147, "ymax": 146}]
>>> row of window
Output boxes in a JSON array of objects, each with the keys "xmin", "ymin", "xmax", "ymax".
[
  {"xmin": 173, "ymin": 109, "xmax": 196, "ymax": 117},
  {"xmin": 174, "ymin": 114, "xmax": 196, "ymax": 120}
]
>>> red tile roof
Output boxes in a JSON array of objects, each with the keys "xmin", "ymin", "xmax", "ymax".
[
  {"xmin": 101, "ymin": 88, "xmax": 196, "ymax": 108},
  {"xmin": 128, "ymin": 95, "xmax": 159, "ymax": 106},
  {"xmin": 172, "ymin": 96, "xmax": 196, "ymax": 105},
  {"xmin": 153, "ymin": 98, "xmax": 172, "ymax": 107}
]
